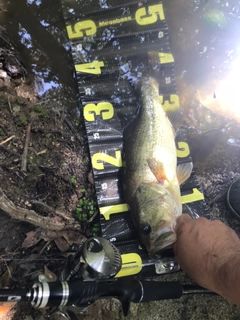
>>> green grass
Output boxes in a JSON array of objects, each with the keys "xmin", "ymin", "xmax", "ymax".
[
  {"xmin": 70, "ymin": 175, "xmax": 77, "ymax": 184},
  {"xmin": 75, "ymin": 190, "xmax": 98, "ymax": 224}
]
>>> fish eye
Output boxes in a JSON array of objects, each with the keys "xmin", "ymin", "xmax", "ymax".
[{"xmin": 140, "ymin": 224, "xmax": 152, "ymax": 235}]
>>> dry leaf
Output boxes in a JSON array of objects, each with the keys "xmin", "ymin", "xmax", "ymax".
[
  {"xmin": 0, "ymin": 261, "xmax": 16, "ymax": 287},
  {"xmin": 54, "ymin": 237, "xmax": 69, "ymax": 252},
  {"xmin": 44, "ymin": 265, "xmax": 57, "ymax": 282},
  {"xmin": 22, "ymin": 229, "xmax": 86, "ymax": 249},
  {"xmin": 21, "ymin": 229, "xmax": 42, "ymax": 248},
  {"xmin": 60, "ymin": 230, "xmax": 86, "ymax": 245},
  {"xmin": 41, "ymin": 230, "xmax": 60, "ymax": 242}
]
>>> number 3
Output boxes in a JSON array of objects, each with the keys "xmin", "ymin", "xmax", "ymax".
[
  {"xmin": 135, "ymin": 4, "xmax": 165, "ymax": 25},
  {"xmin": 84, "ymin": 102, "xmax": 114, "ymax": 122}
]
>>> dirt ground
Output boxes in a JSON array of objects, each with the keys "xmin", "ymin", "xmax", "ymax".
[{"xmin": 0, "ymin": 31, "xmax": 100, "ymax": 319}]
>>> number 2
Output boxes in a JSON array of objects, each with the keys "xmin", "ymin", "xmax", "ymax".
[{"xmin": 92, "ymin": 151, "xmax": 122, "ymax": 170}]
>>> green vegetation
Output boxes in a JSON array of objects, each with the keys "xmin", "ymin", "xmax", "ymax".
[
  {"xmin": 30, "ymin": 105, "xmax": 48, "ymax": 117},
  {"xmin": 28, "ymin": 155, "xmax": 39, "ymax": 171},
  {"xmin": 16, "ymin": 97, "xmax": 27, "ymax": 105},
  {"xmin": 16, "ymin": 113, "xmax": 27, "ymax": 126},
  {"xmin": 91, "ymin": 222, "xmax": 101, "ymax": 237},
  {"xmin": 70, "ymin": 175, "xmax": 77, "ymax": 184},
  {"xmin": 75, "ymin": 196, "xmax": 96, "ymax": 221},
  {"xmin": 75, "ymin": 190, "xmax": 98, "ymax": 225}
]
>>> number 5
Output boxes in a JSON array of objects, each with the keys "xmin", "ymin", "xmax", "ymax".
[
  {"xmin": 135, "ymin": 4, "xmax": 165, "ymax": 25},
  {"xmin": 66, "ymin": 20, "xmax": 96, "ymax": 39}
]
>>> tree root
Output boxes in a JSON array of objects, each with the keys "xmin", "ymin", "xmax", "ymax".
[{"xmin": 0, "ymin": 188, "xmax": 81, "ymax": 231}]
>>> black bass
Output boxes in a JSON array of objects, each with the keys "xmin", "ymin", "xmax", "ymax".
[{"xmin": 123, "ymin": 77, "xmax": 192, "ymax": 256}]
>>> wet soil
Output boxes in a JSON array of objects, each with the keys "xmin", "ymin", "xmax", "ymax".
[{"xmin": 0, "ymin": 29, "xmax": 98, "ymax": 319}]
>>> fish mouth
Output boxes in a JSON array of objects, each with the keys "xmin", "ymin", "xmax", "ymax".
[{"xmin": 148, "ymin": 231, "xmax": 177, "ymax": 257}]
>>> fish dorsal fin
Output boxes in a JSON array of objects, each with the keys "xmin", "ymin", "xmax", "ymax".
[
  {"xmin": 147, "ymin": 52, "xmax": 184, "ymax": 132},
  {"xmin": 147, "ymin": 158, "xmax": 168, "ymax": 182},
  {"xmin": 165, "ymin": 109, "xmax": 184, "ymax": 134},
  {"xmin": 176, "ymin": 162, "xmax": 193, "ymax": 185},
  {"xmin": 160, "ymin": 95, "xmax": 184, "ymax": 133}
]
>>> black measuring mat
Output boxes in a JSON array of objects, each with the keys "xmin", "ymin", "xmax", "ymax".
[{"xmin": 61, "ymin": 0, "xmax": 210, "ymax": 277}]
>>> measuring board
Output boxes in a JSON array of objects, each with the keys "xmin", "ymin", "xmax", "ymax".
[{"xmin": 61, "ymin": 0, "xmax": 210, "ymax": 277}]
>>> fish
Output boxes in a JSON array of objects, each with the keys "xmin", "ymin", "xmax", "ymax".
[
  {"xmin": 0, "ymin": 302, "xmax": 16, "ymax": 318},
  {"xmin": 122, "ymin": 77, "xmax": 193, "ymax": 256}
]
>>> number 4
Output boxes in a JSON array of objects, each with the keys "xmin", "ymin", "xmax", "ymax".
[{"xmin": 75, "ymin": 61, "xmax": 104, "ymax": 75}]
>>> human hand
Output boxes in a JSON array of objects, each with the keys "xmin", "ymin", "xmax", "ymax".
[{"xmin": 173, "ymin": 214, "xmax": 240, "ymax": 303}]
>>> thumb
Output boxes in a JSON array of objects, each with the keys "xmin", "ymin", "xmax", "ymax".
[
  {"xmin": 175, "ymin": 214, "xmax": 193, "ymax": 233},
  {"xmin": 173, "ymin": 214, "xmax": 193, "ymax": 256}
]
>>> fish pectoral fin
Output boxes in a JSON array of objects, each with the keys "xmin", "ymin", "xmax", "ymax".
[
  {"xmin": 147, "ymin": 158, "xmax": 168, "ymax": 182},
  {"xmin": 176, "ymin": 162, "xmax": 193, "ymax": 185}
]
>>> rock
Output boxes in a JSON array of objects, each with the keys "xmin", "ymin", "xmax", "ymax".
[
  {"xmin": 0, "ymin": 78, "xmax": 6, "ymax": 90},
  {"xmin": 0, "ymin": 69, "xmax": 7, "ymax": 79},
  {"xmin": 0, "ymin": 93, "xmax": 8, "ymax": 103},
  {"xmin": 88, "ymin": 171, "xmax": 94, "ymax": 185},
  {"xmin": 17, "ymin": 96, "xmax": 27, "ymax": 105},
  {"xmin": 12, "ymin": 105, "xmax": 21, "ymax": 113}
]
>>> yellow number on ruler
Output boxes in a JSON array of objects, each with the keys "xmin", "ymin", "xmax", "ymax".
[
  {"xmin": 84, "ymin": 102, "xmax": 114, "ymax": 122},
  {"xmin": 177, "ymin": 142, "xmax": 190, "ymax": 158},
  {"xmin": 92, "ymin": 151, "xmax": 122, "ymax": 170},
  {"xmin": 158, "ymin": 52, "xmax": 174, "ymax": 64},
  {"xmin": 66, "ymin": 20, "xmax": 97, "ymax": 39},
  {"xmin": 75, "ymin": 61, "xmax": 104, "ymax": 75},
  {"xmin": 181, "ymin": 188, "xmax": 204, "ymax": 204},
  {"xmin": 100, "ymin": 203, "xmax": 129, "ymax": 220},
  {"xmin": 116, "ymin": 253, "xmax": 142, "ymax": 277},
  {"xmin": 135, "ymin": 4, "xmax": 165, "ymax": 25},
  {"xmin": 160, "ymin": 94, "xmax": 180, "ymax": 112}
]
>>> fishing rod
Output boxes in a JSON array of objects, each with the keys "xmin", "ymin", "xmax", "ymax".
[{"xmin": 0, "ymin": 237, "xmax": 216, "ymax": 319}]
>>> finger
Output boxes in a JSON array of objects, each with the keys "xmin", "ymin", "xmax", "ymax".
[
  {"xmin": 175, "ymin": 214, "xmax": 193, "ymax": 233},
  {"xmin": 172, "ymin": 241, "xmax": 178, "ymax": 256}
]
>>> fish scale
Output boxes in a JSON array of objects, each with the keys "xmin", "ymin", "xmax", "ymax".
[
  {"xmin": 123, "ymin": 77, "xmax": 185, "ymax": 255},
  {"xmin": 124, "ymin": 78, "xmax": 177, "ymax": 198}
]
